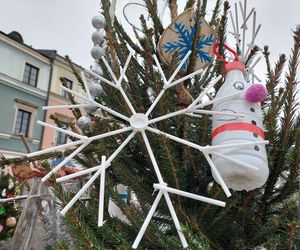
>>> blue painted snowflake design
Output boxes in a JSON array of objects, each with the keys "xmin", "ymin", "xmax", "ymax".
[{"xmin": 163, "ymin": 22, "xmax": 214, "ymax": 69}]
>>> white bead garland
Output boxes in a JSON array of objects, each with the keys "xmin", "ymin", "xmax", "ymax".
[
  {"xmin": 91, "ymin": 45, "xmax": 105, "ymax": 60},
  {"xmin": 77, "ymin": 116, "xmax": 92, "ymax": 130},
  {"xmin": 90, "ymin": 11, "xmax": 106, "ymax": 61},
  {"xmin": 84, "ymin": 102, "xmax": 98, "ymax": 114},
  {"xmin": 92, "ymin": 14, "xmax": 105, "ymax": 29},
  {"xmin": 89, "ymin": 82, "xmax": 103, "ymax": 98},
  {"xmin": 92, "ymin": 30, "xmax": 105, "ymax": 45}
]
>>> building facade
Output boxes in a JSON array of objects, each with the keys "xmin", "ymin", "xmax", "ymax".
[
  {"xmin": 0, "ymin": 31, "xmax": 50, "ymax": 157},
  {"xmin": 0, "ymin": 31, "xmax": 88, "ymax": 158},
  {"xmin": 39, "ymin": 51, "xmax": 87, "ymax": 149}
]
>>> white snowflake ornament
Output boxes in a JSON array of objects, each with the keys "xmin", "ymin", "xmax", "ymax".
[
  {"xmin": 30, "ymin": 48, "xmax": 269, "ymax": 249},
  {"xmin": 27, "ymin": 1, "xmax": 269, "ymax": 248}
]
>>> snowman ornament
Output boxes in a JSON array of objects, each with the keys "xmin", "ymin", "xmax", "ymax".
[{"xmin": 211, "ymin": 43, "xmax": 269, "ymax": 191}]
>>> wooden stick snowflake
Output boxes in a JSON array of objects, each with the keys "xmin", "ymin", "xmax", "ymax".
[{"xmin": 229, "ymin": 0, "xmax": 262, "ymax": 83}]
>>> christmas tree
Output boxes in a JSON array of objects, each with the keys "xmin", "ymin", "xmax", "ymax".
[
  {"xmin": 3, "ymin": 0, "xmax": 300, "ymax": 249},
  {"xmin": 0, "ymin": 173, "xmax": 20, "ymax": 242}
]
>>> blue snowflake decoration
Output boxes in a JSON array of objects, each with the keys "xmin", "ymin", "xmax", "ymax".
[{"xmin": 163, "ymin": 22, "xmax": 215, "ymax": 69}]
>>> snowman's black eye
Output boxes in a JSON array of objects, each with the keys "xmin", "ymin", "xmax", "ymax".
[{"xmin": 234, "ymin": 81, "xmax": 244, "ymax": 90}]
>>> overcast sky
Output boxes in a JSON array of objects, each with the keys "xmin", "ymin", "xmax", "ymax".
[{"xmin": 0, "ymin": 0, "xmax": 299, "ymax": 80}]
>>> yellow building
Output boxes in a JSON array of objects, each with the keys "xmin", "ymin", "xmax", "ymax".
[{"xmin": 38, "ymin": 50, "xmax": 90, "ymax": 149}]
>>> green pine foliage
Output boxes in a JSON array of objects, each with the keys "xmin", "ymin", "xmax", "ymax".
[
  {"xmin": 3, "ymin": 0, "xmax": 299, "ymax": 249},
  {"xmin": 0, "ymin": 174, "xmax": 20, "ymax": 241}
]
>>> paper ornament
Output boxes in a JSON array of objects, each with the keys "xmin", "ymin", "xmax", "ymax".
[
  {"xmin": 12, "ymin": 162, "xmax": 44, "ymax": 180},
  {"xmin": 6, "ymin": 216, "xmax": 17, "ymax": 227},
  {"xmin": 211, "ymin": 43, "xmax": 269, "ymax": 191},
  {"xmin": 158, "ymin": 8, "xmax": 215, "ymax": 71}
]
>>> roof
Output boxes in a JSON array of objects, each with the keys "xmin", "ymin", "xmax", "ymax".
[
  {"xmin": 0, "ymin": 30, "xmax": 50, "ymax": 61},
  {"xmin": 7, "ymin": 31, "xmax": 23, "ymax": 43},
  {"xmin": 37, "ymin": 49, "xmax": 57, "ymax": 60},
  {"xmin": 0, "ymin": 31, "xmax": 84, "ymax": 70}
]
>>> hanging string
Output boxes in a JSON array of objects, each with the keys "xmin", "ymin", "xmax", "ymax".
[{"xmin": 122, "ymin": 2, "xmax": 148, "ymax": 33}]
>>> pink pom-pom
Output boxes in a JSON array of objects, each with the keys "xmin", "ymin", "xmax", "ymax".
[{"xmin": 245, "ymin": 84, "xmax": 268, "ymax": 103}]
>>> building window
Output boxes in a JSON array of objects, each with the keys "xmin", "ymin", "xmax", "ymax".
[
  {"xmin": 56, "ymin": 122, "xmax": 69, "ymax": 145},
  {"xmin": 23, "ymin": 63, "xmax": 39, "ymax": 87},
  {"xmin": 62, "ymin": 78, "xmax": 73, "ymax": 97},
  {"xmin": 14, "ymin": 109, "xmax": 31, "ymax": 137},
  {"xmin": 13, "ymin": 100, "xmax": 38, "ymax": 139}
]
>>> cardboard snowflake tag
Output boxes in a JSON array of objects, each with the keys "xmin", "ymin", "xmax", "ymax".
[{"xmin": 158, "ymin": 9, "xmax": 216, "ymax": 71}]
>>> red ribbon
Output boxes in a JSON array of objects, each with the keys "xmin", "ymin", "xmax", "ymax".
[
  {"xmin": 213, "ymin": 42, "xmax": 239, "ymax": 64},
  {"xmin": 212, "ymin": 122, "xmax": 265, "ymax": 139}
]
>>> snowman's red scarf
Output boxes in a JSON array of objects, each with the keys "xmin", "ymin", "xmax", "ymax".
[{"xmin": 212, "ymin": 122, "xmax": 265, "ymax": 139}]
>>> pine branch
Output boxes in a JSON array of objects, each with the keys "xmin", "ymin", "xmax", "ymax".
[
  {"xmin": 287, "ymin": 222, "xmax": 298, "ymax": 250},
  {"xmin": 200, "ymin": 0, "xmax": 208, "ymax": 17},
  {"xmin": 263, "ymin": 50, "xmax": 286, "ymax": 148},
  {"xmin": 64, "ymin": 56, "xmax": 84, "ymax": 89},
  {"xmin": 186, "ymin": 0, "xmax": 202, "ymax": 76},
  {"xmin": 114, "ymin": 19, "xmax": 142, "ymax": 54},
  {"xmin": 213, "ymin": 1, "xmax": 230, "ymax": 80},
  {"xmin": 50, "ymin": 174, "xmax": 99, "ymax": 249},
  {"xmin": 140, "ymin": 15, "xmax": 156, "ymax": 56},
  {"xmin": 207, "ymin": 198, "xmax": 238, "ymax": 229},
  {"xmin": 210, "ymin": 0, "xmax": 222, "ymax": 26},
  {"xmin": 259, "ymin": 26, "xmax": 300, "ymax": 218},
  {"xmin": 185, "ymin": 0, "xmax": 196, "ymax": 10},
  {"xmin": 245, "ymin": 45, "xmax": 259, "ymax": 66},
  {"xmin": 144, "ymin": 0, "xmax": 164, "ymax": 45},
  {"xmin": 168, "ymin": 0, "xmax": 178, "ymax": 21},
  {"xmin": 161, "ymin": 137, "xmax": 181, "ymax": 192}
]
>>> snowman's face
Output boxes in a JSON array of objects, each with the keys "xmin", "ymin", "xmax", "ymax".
[
  {"xmin": 213, "ymin": 70, "xmax": 251, "ymax": 122},
  {"xmin": 233, "ymin": 81, "xmax": 245, "ymax": 90},
  {"xmin": 219, "ymin": 70, "xmax": 249, "ymax": 95},
  {"xmin": 214, "ymin": 81, "xmax": 249, "ymax": 122}
]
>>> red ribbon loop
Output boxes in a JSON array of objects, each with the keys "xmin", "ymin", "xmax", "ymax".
[{"xmin": 213, "ymin": 42, "xmax": 239, "ymax": 63}]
